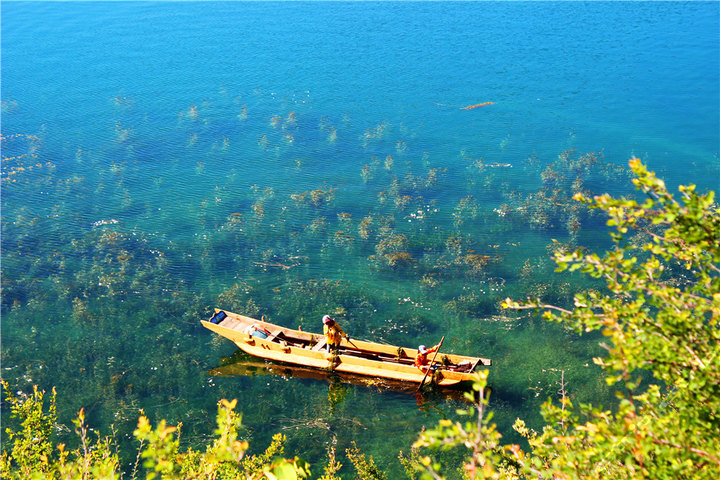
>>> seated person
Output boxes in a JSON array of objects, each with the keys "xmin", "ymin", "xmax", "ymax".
[
  {"xmin": 244, "ymin": 323, "xmax": 271, "ymax": 339},
  {"xmin": 415, "ymin": 344, "xmax": 440, "ymax": 371}
]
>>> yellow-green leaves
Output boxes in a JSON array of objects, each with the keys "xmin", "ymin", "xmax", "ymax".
[
  {"xmin": 411, "ymin": 371, "xmax": 511, "ymax": 479},
  {"xmin": 1, "ymin": 385, "xmax": 310, "ymax": 480},
  {"xmin": 1, "ymin": 382, "xmax": 58, "ymax": 479},
  {"xmin": 2, "ymin": 382, "xmax": 120, "ymax": 480},
  {"xmin": 501, "ymin": 158, "xmax": 720, "ymax": 479}
]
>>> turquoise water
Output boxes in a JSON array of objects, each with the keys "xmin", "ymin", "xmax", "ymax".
[{"xmin": 2, "ymin": 1, "xmax": 718, "ymax": 476}]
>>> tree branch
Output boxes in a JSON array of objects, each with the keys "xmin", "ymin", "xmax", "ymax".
[{"xmin": 648, "ymin": 433, "xmax": 720, "ymax": 465}]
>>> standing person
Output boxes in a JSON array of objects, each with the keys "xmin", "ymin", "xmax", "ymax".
[
  {"xmin": 415, "ymin": 344, "xmax": 440, "ymax": 371},
  {"xmin": 322, "ymin": 315, "xmax": 348, "ymax": 353}
]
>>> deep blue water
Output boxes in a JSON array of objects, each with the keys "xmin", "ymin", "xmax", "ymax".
[{"xmin": 2, "ymin": 1, "xmax": 718, "ymax": 477}]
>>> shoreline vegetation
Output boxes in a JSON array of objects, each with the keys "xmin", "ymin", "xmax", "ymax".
[{"xmin": 3, "ymin": 160, "xmax": 718, "ymax": 479}]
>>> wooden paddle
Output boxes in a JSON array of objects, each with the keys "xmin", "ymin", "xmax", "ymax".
[{"xmin": 416, "ymin": 336, "xmax": 445, "ymax": 392}]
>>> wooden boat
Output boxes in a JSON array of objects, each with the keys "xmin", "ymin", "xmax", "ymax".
[{"xmin": 201, "ymin": 309, "xmax": 491, "ymax": 387}]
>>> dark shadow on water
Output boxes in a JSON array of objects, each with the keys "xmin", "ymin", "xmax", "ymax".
[{"xmin": 208, "ymin": 350, "xmax": 475, "ymax": 405}]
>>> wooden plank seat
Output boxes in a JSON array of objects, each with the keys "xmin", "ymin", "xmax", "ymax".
[
  {"xmin": 264, "ymin": 330, "xmax": 306, "ymax": 349},
  {"xmin": 311, "ymin": 337, "xmax": 327, "ymax": 351},
  {"xmin": 265, "ymin": 330, "xmax": 282, "ymax": 342}
]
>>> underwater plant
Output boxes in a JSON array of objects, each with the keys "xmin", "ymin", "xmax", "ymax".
[
  {"xmin": 337, "ymin": 212, "xmax": 353, "ymax": 225},
  {"xmin": 1, "ymin": 133, "xmax": 51, "ymax": 184},
  {"xmin": 305, "ymin": 216, "xmax": 328, "ymax": 235},
  {"xmin": 360, "ymin": 121, "xmax": 388, "ymax": 148},
  {"xmin": 290, "ymin": 187, "xmax": 337, "ymax": 208},
  {"xmin": 358, "ymin": 216, "xmax": 374, "ymax": 240},
  {"xmin": 361, "ymin": 165, "xmax": 373, "ymax": 184},
  {"xmin": 257, "ymin": 134, "xmax": 269, "ymax": 150},
  {"xmin": 113, "ymin": 122, "xmax": 133, "ymax": 143},
  {"xmin": 332, "ymin": 230, "xmax": 355, "ymax": 249},
  {"xmin": 384, "ymin": 155, "xmax": 393, "ymax": 171},
  {"xmin": 327, "ymin": 126, "xmax": 338, "ymax": 143},
  {"xmin": 237, "ymin": 104, "xmax": 248, "ymax": 121},
  {"xmin": 452, "ymin": 195, "xmax": 481, "ymax": 229}
]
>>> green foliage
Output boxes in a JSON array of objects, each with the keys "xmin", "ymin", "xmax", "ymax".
[
  {"xmin": 133, "ymin": 414, "xmax": 182, "ymax": 479},
  {"xmin": 345, "ymin": 442, "xmax": 388, "ymax": 480},
  {"xmin": 501, "ymin": 159, "xmax": 719, "ymax": 478},
  {"xmin": 397, "ymin": 448, "xmax": 423, "ymax": 480},
  {"xmin": 415, "ymin": 159, "xmax": 720, "ymax": 479},
  {"xmin": 134, "ymin": 397, "xmax": 310, "ymax": 480},
  {"xmin": 1, "ymin": 386, "xmax": 309, "ymax": 480},
  {"xmin": 1, "ymin": 380, "xmax": 121, "ymax": 479},
  {"xmin": 412, "ymin": 371, "xmax": 516, "ymax": 480},
  {"xmin": 317, "ymin": 445, "xmax": 342, "ymax": 480},
  {"xmin": 1, "ymin": 381, "xmax": 59, "ymax": 478}
]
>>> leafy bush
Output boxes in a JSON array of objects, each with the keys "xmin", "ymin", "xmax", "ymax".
[
  {"xmin": 414, "ymin": 159, "xmax": 720, "ymax": 479},
  {"xmin": 1, "ymin": 382, "xmax": 309, "ymax": 480}
]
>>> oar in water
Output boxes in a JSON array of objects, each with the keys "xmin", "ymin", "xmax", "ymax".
[
  {"xmin": 345, "ymin": 335, "xmax": 359, "ymax": 349},
  {"xmin": 416, "ymin": 336, "xmax": 445, "ymax": 392}
]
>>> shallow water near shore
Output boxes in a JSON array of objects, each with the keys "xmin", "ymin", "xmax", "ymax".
[{"xmin": 2, "ymin": 2, "xmax": 718, "ymax": 477}]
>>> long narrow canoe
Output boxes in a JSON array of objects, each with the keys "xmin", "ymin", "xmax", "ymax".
[{"xmin": 201, "ymin": 309, "xmax": 491, "ymax": 387}]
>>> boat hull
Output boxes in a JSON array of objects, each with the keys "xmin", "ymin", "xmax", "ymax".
[
  {"xmin": 202, "ymin": 309, "xmax": 491, "ymax": 387},
  {"xmin": 208, "ymin": 352, "xmax": 476, "ymax": 401}
]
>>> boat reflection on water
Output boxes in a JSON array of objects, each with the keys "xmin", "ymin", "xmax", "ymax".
[{"xmin": 208, "ymin": 351, "xmax": 477, "ymax": 405}]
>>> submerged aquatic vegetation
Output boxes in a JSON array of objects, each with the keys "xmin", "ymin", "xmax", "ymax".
[
  {"xmin": 337, "ymin": 212, "xmax": 353, "ymax": 224},
  {"xmin": 452, "ymin": 195, "xmax": 481, "ymax": 229},
  {"xmin": 358, "ymin": 215, "xmax": 374, "ymax": 240},
  {"xmin": 360, "ymin": 121, "xmax": 388, "ymax": 148},
  {"xmin": 327, "ymin": 126, "xmax": 338, "ymax": 143},
  {"xmin": 114, "ymin": 122, "xmax": 133, "ymax": 143},
  {"xmin": 1, "ymin": 133, "xmax": 51, "ymax": 183},
  {"xmin": 291, "ymin": 187, "xmax": 337, "ymax": 208},
  {"xmin": 1, "ymin": 88, "xmax": 643, "ymax": 476},
  {"xmin": 384, "ymin": 155, "xmax": 393, "ymax": 171},
  {"xmin": 237, "ymin": 107, "xmax": 248, "ymax": 122},
  {"xmin": 257, "ymin": 133, "xmax": 268, "ymax": 149},
  {"xmin": 333, "ymin": 230, "xmax": 355, "ymax": 249},
  {"xmin": 306, "ymin": 216, "xmax": 328, "ymax": 235},
  {"xmin": 503, "ymin": 150, "xmax": 627, "ymax": 236},
  {"xmin": 462, "ymin": 253, "xmax": 493, "ymax": 277}
]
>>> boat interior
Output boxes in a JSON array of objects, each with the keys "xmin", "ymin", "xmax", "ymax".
[{"xmin": 208, "ymin": 309, "xmax": 481, "ymax": 373}]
